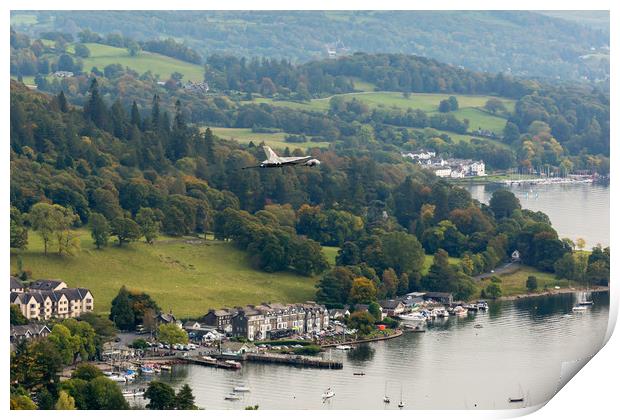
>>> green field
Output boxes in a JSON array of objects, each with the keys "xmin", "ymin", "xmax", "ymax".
[
  {"xmin": 209, "ymin": 127, "xmax": 331, "ymax": 150},
  {"xmin": 68, "ymin": 43, "xmax": 205, "ymax": 82},
  {"xmin": 11, "ymin": 230, "xmax": 320, "ymax": 318},
  {"xmin": 243, "ymin": 91, "xmax": 514, "ymax": 134},
  {"xmin": 10, "ymin": 14, "xmax": 38, "ymax": 25},
  {"xmin": 478, "ymin": 265, "xmax": 568, "ymax": 296}
]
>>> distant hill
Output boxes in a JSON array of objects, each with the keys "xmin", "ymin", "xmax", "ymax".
[{"xmin": 11, "ymin": 10, "xmax": 609, "ymax": 82}]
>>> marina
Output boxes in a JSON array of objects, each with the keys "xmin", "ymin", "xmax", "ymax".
[{"xmin": 123, "ymin": 291, "xmax": 609, "ymax": 409}]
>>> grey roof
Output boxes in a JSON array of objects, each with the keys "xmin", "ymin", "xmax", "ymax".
[
  {"xmin": 10, "ymin": 276, "xmax": 23, "ymax": 290},
  {"xmin": 28, "ymin": 279, "xmax": 65, "ymax": 291},
  {"xmin": 380, "ymin": 300, "xmax": 403, "ymax": 310},
  {"xmin": 157, "ymin": 313, "xmax": 177, "ymax": 323},
  {"xmin": 11, "ymin": 323, "xmax": 51, "ymax": 338},
  {"xmin": 423, "ymin": 292, "xmax": 453, "ymax": 298}
]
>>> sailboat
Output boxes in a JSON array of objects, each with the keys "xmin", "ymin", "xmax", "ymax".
[
  {"xmin": 383, "ymin": 382, "xmax": 390, "ymax": 404},
  {"xmin": 398, "ymin": 384, "xmax": 404, "ymax": 408}
]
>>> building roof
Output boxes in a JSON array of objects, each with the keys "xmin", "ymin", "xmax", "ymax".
[
  {"xmin": 380, "ymin": 300, "xmax": 403, "ymax": 310},
  {"xmin": 10, "ymin": 276, "xmax": 23, "ymax": 290},
  {"xmin": 28, "ymin": 280, "xmax": 65, "ymax": 291},
  {"xmin": 221, "ymin": 342, "xmax": 257, "ymax": 352},
  {"xmin": 424, "ymin": 292, "xmax": 453, "ymax": 298},
  {"xmin": 11, "ymin": 323, "xmax": 51, "ymax": 338},
  {"xmin": 157, "ymin": 313, "xmax": 177, "ymax": 323}
]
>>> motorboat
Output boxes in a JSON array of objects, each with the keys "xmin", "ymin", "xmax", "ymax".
[
  {"xmin": 508, "ymin": 397, "xmax": 524, "ymax": 403},
  {"xmin": 109, "ymin": 374, "xmax": 128, "ymax": 383},
  {"xmin": 383, "ymin": 396, "xmax": 391, "ymax": 403},
  {"xmin": 321, "ymin": 388, "xmax": 335, "ymax": 399},
  {"xmin": 233, "ymin": 385, "xmax": 251, "ymax": 392},
  {"xmin": 140, "ymin": 366, "xmax": 155, "ymax": 374},
  {"xmin": 159, "ymin": 364, "xmax": 172, "ymax": 371},
  {"xmin": 399, "ymin": 312, "xmax": 427, "ymax": 323},
  {"xmin": 453, "ymin": 306, "xmax": 468, "ymax": 317},
  {"xmin": 477, "ymin": 300, "xmax": 489, "ymax": 311},
  {"xmin": 122, "ymin": 389, "xmax": 145, "ymax": 398},
  {"xmin": 224, "ymin": 393, "xmax": 241, "ymax": 401},
  {"xmin": 572, "ymin": 305, "xmax": 588, "ymax": 313},
  {"xmin": 224, "ymin": 360, "xmax": 242, "ymax": 369},
  {"xmin": 433, "ymin": 308, "xmax": 449, "ymax": 318},
  {"xmin": 335, "ymin": 345, "xmax": 353, "ymax": 351},
  {"xmin": 353, "ymin": 371, "xmax": 365, "ymax": 376}
]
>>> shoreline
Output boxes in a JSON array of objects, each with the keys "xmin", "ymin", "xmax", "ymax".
[
  {"xmin": 494, "ymin": 285, "xmax": 609, "ymax": 302},
  {"xmin": 320, "ymin": 329, "xmax": 403, "ymax": 348}
]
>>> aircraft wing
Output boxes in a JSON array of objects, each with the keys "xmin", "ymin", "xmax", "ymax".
[{"xmin": 277, "ymin": 156, "xmax": 312, "ymax": 164}]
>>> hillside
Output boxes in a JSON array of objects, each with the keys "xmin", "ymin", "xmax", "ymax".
[
  {"xmin": 68, "ymin": 43, "xmax": 204, "ymax": 82},
  {"xmin": 11, "ymin": 230, "xmax": 319, "ymax": 318},
  {"xmin": 11, "ymin": 10, "xmax": 609, "ymax": 82}
]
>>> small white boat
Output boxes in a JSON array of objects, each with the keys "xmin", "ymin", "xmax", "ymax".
[
  {"xmin": 109, "ymin": 374, "xmax": 128, "ymax": 383},
  {"xmin": 233, "ymin": 385, "xmax": 251, "ymax": 392},
  {"xmin": 321, "ymin": 388, "xmax": 335, "ymax": 399},
  {"xmin": 224, "ymin": 360, "xmax": 242, "ymax": 369},
  {"xmin": 335, "ymin": 345, "xmax": 352, "ymax": 351},
  {"xmin": 453, "ymin": 306, "xmax": 468, "ymax": 317},
  {"xmin": 477, "ymin": 300, "xmax": 489, "ymax": 310},
  {"xmin": 160, "ymin": 364, "xmax": 172, "ymax": 371},
  {"xmin": 224, "ymin": 393, "xmax": 241, "ymax": 401},
  {"xmin": 572, "ymin": 305, "xmax": 588, "ymax": 313},
  {"xmin": 433, "ymin": 308, "xmax": 449, "ymax": 318},
  {"xmin": 122, "ymin": 390, "xmax": 145, "ymax": 398}
]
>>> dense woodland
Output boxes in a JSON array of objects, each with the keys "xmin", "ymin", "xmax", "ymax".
[
  {"xmin": 10, "ymin": 80, "xmax": 610, "ymax": 306},
  {"xmin": 12, "ymin": 11, "xmax": 609, "ymax": 81}
]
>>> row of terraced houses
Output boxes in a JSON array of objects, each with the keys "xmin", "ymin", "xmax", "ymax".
[
  {"xmin": 10, "ymin": 277, "xmax": 94, "ymax": 320},
  {"xmin": 203, "ymin": 302, "xmax": 330, "ymax": 341}
]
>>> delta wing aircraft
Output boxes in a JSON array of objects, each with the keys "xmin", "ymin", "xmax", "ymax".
[{"xmin": 243, "ymin": 146, "xmax": 321, "ymax": 169}]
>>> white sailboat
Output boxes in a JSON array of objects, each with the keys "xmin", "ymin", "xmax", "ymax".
[
  {"xmin": 383, "ymin": 381, "xmax": 390, "ymax": 404},
  {"xmin": 398, "ymin": 384, "xmax": 404, "ymax": 408},
  {"xmin": 321, "ymin": 387, "xmax": 335, "ymax": 400}
]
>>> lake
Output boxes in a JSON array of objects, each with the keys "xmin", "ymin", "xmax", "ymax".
[
  {"xmin": 464, "ymin": 182, "xmax": 610, "ymax": 248},
  {"xmin": 124, "ymin": 291, "xmax": 610, "ymax": 410}
]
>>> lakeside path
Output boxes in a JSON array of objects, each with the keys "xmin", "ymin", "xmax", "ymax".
[{"xmin": 496, "ymin": 285, "xmax": 609, "ymax": 302}]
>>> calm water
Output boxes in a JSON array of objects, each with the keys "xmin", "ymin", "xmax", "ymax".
[
  {"xmin": 465, "ymin": 182, "xmax": 609, "ymax": 248},
  {"xmin": 125, "ymin": 292, "xmax": 609, "ymax": 410}
]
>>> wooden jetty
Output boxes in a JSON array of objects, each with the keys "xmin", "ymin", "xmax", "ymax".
[
  {"xmin": 245, "ymin": 353, "xmax": 343, "ymax": 369},
  {"xmin": 182, "ymin": 356, "xmax": 241, "ymax": 370}
]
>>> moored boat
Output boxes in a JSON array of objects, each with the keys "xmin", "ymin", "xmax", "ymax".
[
  {"xmin": 224, "ymin": 393, "xmax": 241, "ymax": 401},
  {"xmin": 321, "ymin": 388, "xmax": 335, "ymax": 399},
  {"xmin": 233, "ymin": 385, "xmax": 251, "ymax": 392}
]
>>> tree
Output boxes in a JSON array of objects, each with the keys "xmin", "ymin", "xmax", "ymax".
[
  {"xmin": 526, "ymin": 275, "xmax": 538, "ymax": 291},
  {"xmin": 348, "ymin": 310, "xmax": 375, "ymax": 335},
  {"xmin": 315, "ymin": 266, "xmax": 356, "ymax": 307},
  {"xmin": 111, "ymin": 217, "xmax": 141, "ymax": 246},
  {"xmin": 484, "ymin": 98, "xmax": 507, "ymax": 114},
  {"xmin": 368, "ymin": 301, "xmax": 382, "ymax": 321},
  {"xmin": 89, "ymin": 213, "xmax": 110, "ymax": 249},
  {"xmin": 448, "ymin": 96, "xmax": 459, "ymax": 111},
  {"xmin": 48, "ymin": 324, "xmax": 80, "ymax": 365},
  {"xmin": 74, "ymin": 43, "xmax": 91, "ymax": 58},
  {"xmin": 10, "ymin": 206, "xmax": 28, "ymax": 250},
  {"xmin": 72, "ymin": 363, "xmax": 103, "ymax": 382},
  {"xmin": 485, "ymin": 283, "xmax": 502, "ymax": 299},
  {"xmin": 380, "ymin": 231, "xmax": 425, "ymax": 277},
  {"xmin": 136, "ymin": 207, "xmax": 161, "ymax": 244},
  {"xmin": 489, "ymin": 189, "xmax": 520, "ymax": 219},
  {"xmin": 422, "ymin": 249, "xmax": 458, "ymax": 292},
  {"xmin": 55, "ymin": 390, "xmax": 76, "ymax": 410},
  {"xmin": 57, "ymin": 90, "xmax": 69, "ymax": 112},
  {"xmin": 85, "ymin": 376, "xmax": 129, "ymax": 409},
  {"xmin": 145, "ymin": 381, "xmax": 176, "ymax": 409},
  {"xmin": 11, "ymin": 304, "xmax": 28, "ymax": 325},
  {"xmin": 349, "ymin": 277, "xmax": 377, "ymax": 304},
  {"xmin": 554, "ymin": 253, "xmax": 576, "ymax": 280},
  {"xmin": 109, "ymin": 286, "xmax": 135, "ymax": 330},
  {"xmin": 28, "ymin": 203, "xmax": 66, "ymax": 255},
  {"xmin": 381, "ymin": 268, "xmax": 398, "ymax": 298},
  {"xmin": 175, "ymin": 384, "xmax": 197, "ymax": 409},
  {"xmin": 438, "ymin": 99, "xmax": 451, "ymax": 113},
  {"xmin": 84, "ymin": 78, "xmax": 108, "ymax": 130},
  {"xmin": 576, "ymin": 238, "xmax": 586, "ymax": 251},
  {"xmin": 158, "ymin": 323, "xmax": 188, "ymax": 345},
  {"xmin": 11, "ymin": 394, "xmax": 37, "ymax": 410}
]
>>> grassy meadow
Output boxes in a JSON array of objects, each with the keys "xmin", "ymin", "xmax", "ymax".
[
  {"xmin": 208, "ymin": 127, "xmax": 331, "ymax": 150},
  {"xmin": 11, "ymin": 230, "xmax": 320, "ymax": 318},
  {"xmin": 242, "ymin": 91, "xmax": 514, "ymax": 135},
  {"xmin": 68, "ymin": 43, "xmax": 205, "ymax": 82}
]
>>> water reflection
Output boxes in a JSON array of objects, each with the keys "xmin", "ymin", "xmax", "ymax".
[{"xmin": 346, "ymin": 344, "xmax": 375, "ymax": 363}]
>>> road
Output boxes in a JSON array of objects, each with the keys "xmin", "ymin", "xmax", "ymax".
[{"xmin": 473, "ymin": 262, "xmax": 521, "ymax": 281}]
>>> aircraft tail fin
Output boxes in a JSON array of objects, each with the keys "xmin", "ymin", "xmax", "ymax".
[{"xmin": 263, "ymin": 145, "xmax": 279, "ymax": 162}]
